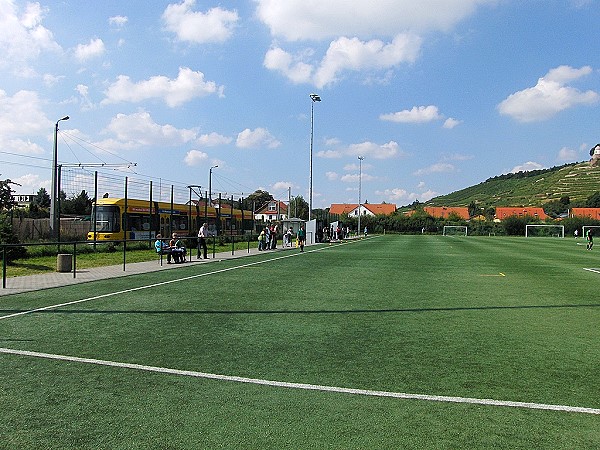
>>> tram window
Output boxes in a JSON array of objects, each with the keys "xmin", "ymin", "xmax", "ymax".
[
  {"xmin": 93, "ymin": 205, "xmax": 120, "ymax": 232},
  {"xmin": 171, "ymin": 216, "xmax": 188, "ymax": 231},
  {"xmin": 124, "ymin": 214, "xmax": 148, "ymax": 231}
]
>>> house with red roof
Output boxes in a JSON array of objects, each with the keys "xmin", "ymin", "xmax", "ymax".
[
  {"xmin": 494, "ymin": 207, "xmax": 548, "ymax": 221},
  {"xmin": 569, "ymin": 208, "xmax": 600, "ymax": 219},
  {"xmin": 423, "ymin": 206, "xmax": 470, "ymax": 220},
  {"xmin": 254, "ymin": 200, "xmax": 288, "ymax": 221},
  {"xmin": 329, "ymin": 203, "xmax": 396, "ymax": 217}
]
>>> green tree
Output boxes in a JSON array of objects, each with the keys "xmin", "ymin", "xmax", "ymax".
[
  {"xmin": 0, "ymin": 178, "xmax": 17, "ymax": 211},
  {"xmin": 241, "ymin": 190, "xmax": 273, "ymax": 212},
  {"xmin": 61, "ymin": 190, "xmax": 92, "ymax": 215},
  {"xmin": 34, "ymin": 187, "xmax": 51, "ymax": 208},
  {"xmin": 586, "ymin": 191, "xmax": 600, "ymax": 208},
  {"xmin": 290, "ymin": 195, "xmax": 309, "ymax": 219},
  {"xmin": 0, "ymin": 179, "xmax": 25, "ymax": 260}
]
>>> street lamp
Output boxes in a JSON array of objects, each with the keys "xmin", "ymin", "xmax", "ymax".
[
  {"xmin": 309, "ymin": 93, "xmax": 321, "ymax": 222},
  {"xmin": 50, "ymin": 115, "xmax": 69, "ymax": 238},
  {"xmin": 209, "ymin": 165, "xmax": 218, "ymax": 202},
  {"xmin": 357, "ymin": 156, "xmax": 364, "ymax": 237}
]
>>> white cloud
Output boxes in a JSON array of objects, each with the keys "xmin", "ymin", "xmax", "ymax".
[
  {"xmin": 317, "ymin": 149, "xmax": 343, "ymax": 158},
  {"xmin": 413, "ymin": 163, "xmax": 456, "ymax": 176},
  {"xmin": 271, "ymin": 181, "xmax": 293, "ymax": 192},
  {"xmin": 74, "ymin": 38, "xmax": 105, "ymax": 62},
  {"xmin": 255, "ymin": 0, "xmax": 492, "ymax": 41},
  {"xmin": 109, "ymin": 15, "xmax": 128, "ymax": 27},
  {"xmin": 510, "ymin": 161, "xmax": 545, "ymax": 173},
  {"xmin": 498, "ymin": 65, "xmax": 599, "ymax": 122},
  {"xmin": 196, "ymin": 132, "xmax": 232, "ymax": 147},
  {"xmin": 0, "ymin": 89, "xmax": 51, "ymax": 139},
  {"xmin": 325, "ymin": 171, "xmax": 339, "ymax": 181},
  {"xmin": 162, "ymin": 0, "xmax": 238, "ymax": 44},
  {"xmin": 375, "ymin": 187, "xmax": 439, "ymax": 203},
  {"xmin": 380, "ymin": 105, "xmax": 442, "ymax": 123},
  {"xmin": 346, "ymin": 141, "xmax": 401, "ymax": 159},
  {"xmin": 184, "ymin": 149, "xmax": 208, "ymax": 166},
  {"xmin": 42, "ymin": 73, "xmax": 64, "ymax": 87},
  {"xmin": 99, "ymin": 111, "xmax": 196, "ymax": 151},
  {"xmin": 340, "ymin": 173, "xmax": 376, "ymax": 183},
  {"xmin": 443, "ymin": 117, "xmax": 462, "ymax": 129},
  {"xmin": 557, "ymin": 146, "xmax": 578, "ymax": 162},
  {"xmin": 0, "ymin": 1, "xmax": 62, "ymax": 71},
  {"xmin": 13, "ymin": 173, "xmax": 48, "ymax": 191},
  {"xmin": 265, "ymin": 34, "xmax": 421, "ymax": 88},
  {"xmin": 314, "ymin": 34, "xmax": 421, "ymax": 88},
  {"xmin": 102, "ymin": 67, "xmax": 224, "ymax": 107},
  {"xmin": 236, "ymin": 128, "xmax": 281, "ymax": 149}
]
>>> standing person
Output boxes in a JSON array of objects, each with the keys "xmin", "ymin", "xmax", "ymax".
[
  {"xmin": 586, "ymin": 229, "xmax": 594, "ymax": 250},
  {"xmin": 258, "ymin": 228, "xmax": 266, "ymax": 251},
  {"xmin": 364, "ymin": 226, "xmax": 368, "ymax": 237},
  {"xmin": 287, "ymin": 227, "xmax": 293, "ymax": 248},
  {"xmin": 297, "ymin": 225, "xmax": 306, "ymax": 252},
  {"xmin": 271, "ymin": 223, "xmax": 278, "ymax": 249},
  {"xmin": 197, "ymin": 222, "xmax": 208, "ymax": 259}
]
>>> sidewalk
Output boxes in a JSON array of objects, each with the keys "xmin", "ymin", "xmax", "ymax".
[{"xmin": 0, "ymin": 244, "xmax": 299, "ymax": 296}]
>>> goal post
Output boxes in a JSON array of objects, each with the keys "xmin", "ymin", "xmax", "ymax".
[
  {"xmin": 443, "ymin": 225, "xmax": 468, "ymax": 236},
  {"xmin": 582, "ymin": 225, "xmax": 600, "ymax": 237},
  {"xmin": 525, "ymin": 224, "xmax": 564, "ymax": 238}
]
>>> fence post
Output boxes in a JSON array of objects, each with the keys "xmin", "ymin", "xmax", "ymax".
[
  {"xmin": 2, "ymin": 246, "xmax": 6, "ymax": 289},
  {"xmin": 73, "ymin": 242, "xmax": 77, "ymax": 278}
]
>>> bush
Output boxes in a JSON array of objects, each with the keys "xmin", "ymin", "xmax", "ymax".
[{"xmin": 0, "ymin": 214, "xmax": 26, "ymax": 262}]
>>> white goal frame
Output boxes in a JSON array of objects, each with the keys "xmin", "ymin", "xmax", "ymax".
[
  {"xmin": 525, "ymin": 224, "xmax": 564, "ymax": 238},
  {"xmin": 582, "ymin": 226, "xmax": 600, "ymax": 237},
  {"xmin": 443, "ymin": 225, "xmax": 468, "ymax": 236}
]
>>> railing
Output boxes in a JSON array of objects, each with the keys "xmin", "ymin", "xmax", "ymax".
[{"xmin": 1, "ymin": 233, "xmax": 258, "ymax": 289}]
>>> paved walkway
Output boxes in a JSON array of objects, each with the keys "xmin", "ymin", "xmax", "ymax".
[{"xmin": 0, "ymin": 244, "xmax": 300, "ymax": 296}]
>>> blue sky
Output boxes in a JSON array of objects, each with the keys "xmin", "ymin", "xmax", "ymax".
[{"xmin": 1, "ymin": 0, "xmax": 599, "ymax": 208}]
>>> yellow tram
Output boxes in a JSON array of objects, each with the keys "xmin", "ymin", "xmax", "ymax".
[{"xmin": 87, "ymin": 197, "xmax": 253, "ymax": 241}]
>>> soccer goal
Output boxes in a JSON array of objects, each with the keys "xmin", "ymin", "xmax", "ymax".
[
  {"xmin": 525, "ymin": 224, "xmax": 564, "ymax": 238},
  {"xmin": 443, "ymin": 225, "xmax": 468, "ymax": 236},
  {"xmin": 582, "ymin": 225, "xmax": 600, "ymax": 237}
]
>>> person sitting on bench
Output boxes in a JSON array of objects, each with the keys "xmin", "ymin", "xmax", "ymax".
[
  {"xmin": 169, "ymin": 232, "xmax": 186, "ymax": 263},
  {"xmin": 154, "ymin": 234, "xmax": 172, "ymax": 263}
]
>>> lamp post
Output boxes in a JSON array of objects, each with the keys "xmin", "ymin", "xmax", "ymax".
[
  {"xmin": 209, "ymin": 165, "xmax": 218, "ymax": 202},
  {"xmin": 50, "ymin": 115, "xmax": 69, "ymax": 238},
  {"xmin": 309, "ymin": 93, "xmax": 321, "ymax": 222},
  {"xmin": 357, "ymin": 156, "xmax": 364, "ymax": 237}
]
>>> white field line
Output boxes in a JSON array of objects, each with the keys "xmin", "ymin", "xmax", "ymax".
[
  {"xmin": 0, "ymin": 239, "xmax": 363, "ymax": 321},
  {"xmin": 583, "ymin": 268, "xmax": 600, "ymax": 274},
  {"xmin": 0, "ymin": 346, "xmax": 598, "ymax": 415}
]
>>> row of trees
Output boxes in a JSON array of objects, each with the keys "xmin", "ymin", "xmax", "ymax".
[{"xmin": 11, "ymin": 187, "xmax": 93, "ymax": 219}]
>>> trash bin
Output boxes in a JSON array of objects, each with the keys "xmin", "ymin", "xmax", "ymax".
[{"xmin": 57, "ymin": 254, "xmax": 72, "ymax": 272}]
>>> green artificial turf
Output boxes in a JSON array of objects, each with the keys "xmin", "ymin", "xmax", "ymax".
[{"xmin": 0, "ymin": 235, "xmax": 599, "ymax": 448}]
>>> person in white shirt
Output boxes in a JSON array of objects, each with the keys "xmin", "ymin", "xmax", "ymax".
[{"xmin": 197, "ymin": 223, "xmax": 208, "ymax": 259}]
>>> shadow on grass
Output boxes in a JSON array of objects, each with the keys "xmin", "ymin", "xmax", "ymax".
[
  {"xmin": 6, "ymin": 262, "xmax": 54, "ymax": 272},
  {"xmin": 2, "ymin": 303, "xmax": 600, "ymax": 316}
]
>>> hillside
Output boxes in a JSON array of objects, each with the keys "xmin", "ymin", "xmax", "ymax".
[{"xmin": 425, "ymin": 161, "xmax": 600, "ymax": 208}]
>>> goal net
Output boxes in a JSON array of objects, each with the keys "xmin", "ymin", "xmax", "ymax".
[
  {"xmin": 443, "ymin": 225, "xmax": 467, "ymax": 236},
  {"xmin": 525, "ymin": 224, "xmax": 564, "ymax": 238},
  {"xmin": 582, "ymin": 226, "xmax": 600, "ymax": 238}
]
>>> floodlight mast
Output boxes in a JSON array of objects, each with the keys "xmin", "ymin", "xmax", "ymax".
[{"xmin": 309, "ymin": 93, "xmax": 321, "ymax": 221}]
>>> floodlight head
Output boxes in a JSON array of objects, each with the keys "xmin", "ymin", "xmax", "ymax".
[{"xmin": 310, "ymin": 93, "xmax": 321, "ymax": 102}]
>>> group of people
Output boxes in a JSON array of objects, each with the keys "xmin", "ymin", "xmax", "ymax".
[
  {"xmin": 258, "ymin": 223, "xmax": 306, "ymax": 252},
  {"xmin": 156, "ymin": 222, "xmax": 309, "ymax": 263},
  {"xmin": 154, "ymin": 232, "xmax": 187, "ymax": 264}
]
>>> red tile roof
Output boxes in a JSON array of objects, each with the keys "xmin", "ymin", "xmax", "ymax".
[{"xmin": 423, "ymin": 206, "xmax": 470, "ymax": 220}]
